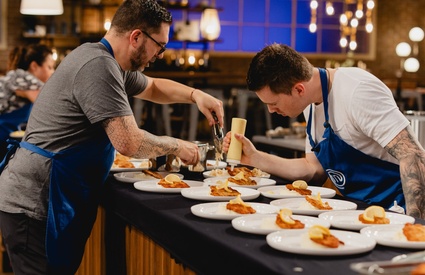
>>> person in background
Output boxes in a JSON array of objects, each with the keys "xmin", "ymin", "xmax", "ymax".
[
  {"xmin": 0, "ymin": 0, "xmax": 224, "ymax": 274},
  {"xmin": 0, "ymin": 44, "xmax": 54, "ymax": 157},
  {"xmin": 223, "ymin": 43, "xmax": 425, "ymax": 219}
]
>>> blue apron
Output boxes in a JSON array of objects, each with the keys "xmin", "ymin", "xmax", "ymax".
[
  {"xmin": 306, "ymin": 68, "xmax": 404, "ymax": 209},
  {"xmin": 1, "ymin": 136, "xmax": 114, "ymax": 271},
  {"xmin": 0, "ymin": 39, "xmax": 117, "ymax": 271}
]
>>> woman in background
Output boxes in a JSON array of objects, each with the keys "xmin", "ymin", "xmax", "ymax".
[{"xmin": 0, "ymin": 44, "xmax": 55, "ymax": 157}]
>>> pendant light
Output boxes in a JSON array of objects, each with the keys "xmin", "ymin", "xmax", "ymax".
[
  {"xmin": 20, "ymin": 0, "xmax": 64, "ymax": 15},
  {"xmin": 200, "ymin": 8, "xmax": 221, "ymax": 41}
]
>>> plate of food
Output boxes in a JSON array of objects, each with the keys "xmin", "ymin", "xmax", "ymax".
[
  {"xmin": 360, "ymin": 223, "xmax": 425, "ymax": 249},
  {"xmin": 133, "ymin": 175, "xmax": 203, "ymax": 193},
  {"xmin": 114, "ymin": 171, "xmax": 183, "ymax": 183},
  {"xmin": 110, "ymin": 152, "xmax": 152, "ymax": 172},
  {"xmin": 267, "ymin": 227, "xmax": 376, "ymax": 256},
  {"xmin": 191, "ymin": 201, "xmax": 279, "ymax": 220},
  {"xmin": 258, "ymin": 185, "xmax": 336, "ymax": 199},
  {"xmin": 232, "ymin": 213, "xmax": 331, "ymax": 235},
  {"xmin": 203, "ymin": 167, "xmax": 270, "ymax": 178},
  {"xmin": 181, "ymin": 186, "xmax": 260, "ymax": 201},
  {"xmin": 206, "ymin": 160, "xmax": 227, "ymax": 170},
  {"xmin": 318, "ymin": 206, "xmax": 415, "ymax": 231},
  {"xmin": 203, "ymin": 177, "xmax": 276, "ymax": 189},
  {"xmin": 270, "ymin": 196, "xmax": 357, "ymax": 216},
  {"xmin": 10, "ymin": 130, "xmax": 25, "ymax": 139}
]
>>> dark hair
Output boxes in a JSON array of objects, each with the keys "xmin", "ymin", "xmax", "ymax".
[
  {"xmin": 7, "ymin": 44, "xmax": 53, "ymax": 71},
  {"xmin": 111, "ymin": 0, "xmax": 172, "ymax": 34},
  {"xmin": 246, "ymin": 43, "xmax": 313, "ymax": 95}
]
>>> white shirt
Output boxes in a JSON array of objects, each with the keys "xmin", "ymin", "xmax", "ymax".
[{"xmin": 303, "ymin": 67, "xmax": 410, "ymax": 164}]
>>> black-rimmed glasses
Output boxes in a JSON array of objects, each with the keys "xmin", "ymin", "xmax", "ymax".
[{"xmin": 142, "ymin": 31, "xmax": 166, "ymax": 55}]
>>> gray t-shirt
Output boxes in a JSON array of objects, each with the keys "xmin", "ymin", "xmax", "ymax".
[{"xmin": 0, "ymin": 42, "xmax": 148, "ymax": 220}]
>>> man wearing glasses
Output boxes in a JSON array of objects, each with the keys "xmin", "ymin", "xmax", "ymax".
[
  {"xmin": 0, "ymin": 0, "xmax": 224, "ymax": 274},
  {"xmin": 142, "ymin": 30, "xmax": 166, "ymax": 56}
]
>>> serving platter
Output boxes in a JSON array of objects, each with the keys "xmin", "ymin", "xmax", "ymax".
[
  {"xmin": 258, "ymin": 185, "xmax": 336, "ymax": 199},
  {"xmin": 267, "ymin": 229, "xmax": 376, "ymax": 256},
  {"xmin": 270, "ymin": 198, "xmax": 357, "ymax": 216},
  {"xmin": 360, "ymin": 224, "xmax": 425, "ymax": 249},
  {"xmin": 114, "ymin": 171, "xmax": 183, "ymax": 183},
  {"xmin": 231, "ymin": 214, "xmax": 330, "ymax": 235},
  {"xmin": 318, "ymin": 210, "xmax": 415, "ymax": 231},
  {"xmin": 181, "ymin": 186, "xmax": 260, "ymax": 201},
  {"xmin": 203, "ymin": 177, "xmax": 276, "ymax": 189},
  {"xmin": 191, "ymin": 202, "xmax": 278, "ymax": 220},
  {"xmin": 205, "ymin": 160, "xmax": 227, "ymax": 170},
  {"xmin": 133, "ymin": 180, "xmax": 204, "ymax": 193},
  {"xmin": 203, "ymin": 169, "xmax": 270, "ymax": 178}
]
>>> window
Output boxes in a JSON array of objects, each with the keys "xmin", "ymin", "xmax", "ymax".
[{"xmin": 166, "ymin": 0, "xmax": 376, "ymax": 58}]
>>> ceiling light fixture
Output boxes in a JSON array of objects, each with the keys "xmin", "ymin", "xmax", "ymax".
[
  {"xmin": 309, "ymin": 0, "xmax": 375, "ymax": 51},
  {"xmin": 20, "ymin": 0, "xmax": 64, "ymax": 15}
]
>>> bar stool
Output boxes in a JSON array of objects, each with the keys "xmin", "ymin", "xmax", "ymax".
[{"xmin": 232, "ymin": 88, "xmax": 273, "ymax": 130}]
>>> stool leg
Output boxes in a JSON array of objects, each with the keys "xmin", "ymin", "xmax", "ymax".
[
  {"xmin": 132, "ymin": 98, "xmax": 144, "ymax": 127},
  {"xmin": 237, "ymin": 90, "xmax": 249, "ymax": 119},
  {"xmin": 188, "ymin": 104, "xmax": 199, "ymax": 141},
  {"xmin": 264, "ymin": 106, "xmax": 273, "ymax": 130},
  {"xmin": 162, "ymin": 104, "xmax": 172, "ymax": 136}
]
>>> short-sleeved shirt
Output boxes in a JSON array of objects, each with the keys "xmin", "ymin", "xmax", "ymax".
[
  {"xmin": 0, "ymin": 69, "xmax": 43, "ymax": 114},
  {"xmin": 304, "ymin": 67, "xmax": 409, "ymax": 165},
  {"xmin": 0, "ymin": 42, "xmax": 148, "ymax": 220}
]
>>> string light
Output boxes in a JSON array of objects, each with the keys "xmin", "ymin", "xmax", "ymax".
[{"xmin": 309, "ymin": 0, "xmax": 375, "ymax": 51}]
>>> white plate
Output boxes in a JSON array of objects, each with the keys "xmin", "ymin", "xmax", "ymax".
[
  {"xmin": 203, "ymin": 177, "xmax": 276, "ymax": 189},
  {"xmin": 133, "ymin": 180, "xmax": 204, "ymax": 193},
  {"xmin": 267, "ymin": 229, "xmax": 376, "ymax": 256},
  {"xmin": 191, "ymin": 202, "xmax": 279, "ymax": 220},
  {"xmin": 203, "ymin": 169, "xmax": 230, "ymax": 178},
  {"xmin": 181, "ymin": 186, "xmax": 260, "ymax": 201},
  {"xmin": 205, "ymin": 160, "xmax": 227, "ymax": 170},
  {"xmin": 110, "ymin": 159, "xmax": 152, "ymax": 172},
  {"xmin": 110, "ymin": 153, "xmax": 152, "ymax": 172},
  {"xmin": 270, "ymin": 198, "xmax": 357, "ymax": 216},
  {"xmin": 203, "ymin": 169, "xmax": 271, "ymax": 178},
  {"xmin": 360, "ymin": 224, "xmax": 425, "ymax": 249},
  {"xmin": 258, "ymin": 185, "xmax": 336, "ymax": 199},
  {"xmin": 319, "ymin": 210, "xmax": 415, "ymax": 231},
  {"xmin": 114, "ymin": 172, "xmax": 183, "ymax": 183},
  {"xmin": 110, "ymin": 163, "xmax": 150, "ymax": 172},
  {"xmin": 232, "ymin": 214, "xmax": 331, "ymax": 235}
]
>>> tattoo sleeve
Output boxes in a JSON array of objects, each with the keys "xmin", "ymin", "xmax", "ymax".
[
  {"xmin": 385, "ymin": 127, "xmax": 425, "ymax": 218},
  {"xmin": 102, "ymin": 116, "xmax": 180, "ymax": 159}
]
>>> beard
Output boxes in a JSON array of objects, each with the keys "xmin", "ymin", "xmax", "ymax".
[{"xmin": 129, "ymin": 44, "xmax": 149, "ymax": 72}]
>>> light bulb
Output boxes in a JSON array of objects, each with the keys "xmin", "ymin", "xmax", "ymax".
[
  {"xmin": 395, "ymin": 42, "xmax": 412, "ymax": 57},
  {"xmin": 349, "ymin": 40, "xmax": 357, "ymax": 50},
  {"xmin": 404, "ymin": 57, "xmax": 420, "ymax": 72},
  {"xmin": 340, "ymin": 37, "xmax": 348, "ymax": 48},
  {"xmin": 409, "ymin": 27, "xmax": 424, "ymax": 42}
]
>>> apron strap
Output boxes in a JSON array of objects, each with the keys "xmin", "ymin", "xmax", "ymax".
[
  {"xmin": 0, "ymin": 139, "xmax": 20, "ymax": 172},
  {"xmin": 100, "ymin": 38, "xmax": 115, "ymax": 58},
  {"xmin": 20, "ymin": 141, "xmax": 55, "ymax": 159},
  {"xmin": 307, "ymin": 68, "xmax": 330, "ymax": 149}
]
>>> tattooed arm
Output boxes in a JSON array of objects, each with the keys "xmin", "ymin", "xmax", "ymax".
[
  {"xmin": 101, "ymin": 115, "xmax": 200, "ymax": 165},
  {"xmin": 385, "ymin": 126, "xmax": 425, "ymax": 218}
]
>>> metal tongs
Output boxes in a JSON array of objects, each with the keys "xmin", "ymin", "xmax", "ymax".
[{"xmin": 212, "ymin": 112, "xmax": 224, "ymax": 160}]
